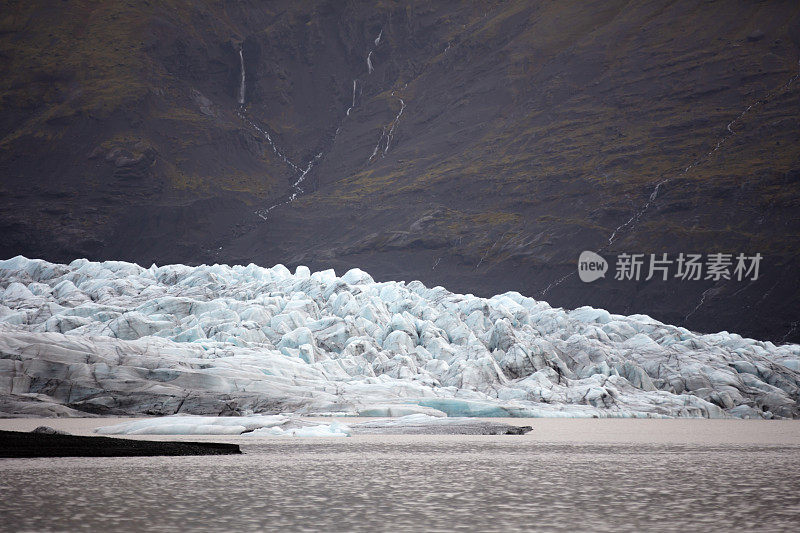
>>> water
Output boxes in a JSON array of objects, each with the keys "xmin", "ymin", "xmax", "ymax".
[
  {"xmin": 237, "ymin": 48, "xmax": 246, "ymax": 105},
  {"xmin": 2, "ymin": 434, "xmax": 800, "ymax": 532}
]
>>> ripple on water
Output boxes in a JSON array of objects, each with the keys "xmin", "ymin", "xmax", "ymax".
[{"xmin": 1, "ymin": 441, "xmax": 799, "ymax": 532}]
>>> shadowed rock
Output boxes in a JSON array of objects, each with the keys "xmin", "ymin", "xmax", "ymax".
[
  {"xmin": 31, "ymin": 425, "xmax": 71, "ymax": 435},
  {"xmin": 0, "ymin": 430, "xmax": 241, "ymax": 458}
]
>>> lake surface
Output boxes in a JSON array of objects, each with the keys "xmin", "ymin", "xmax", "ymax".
[{"xmin": 1, "ymin": 419, "xmax": 799, "ymax": 532}]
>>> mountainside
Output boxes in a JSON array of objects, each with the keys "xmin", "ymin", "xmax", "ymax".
[{"xmin": 1, "ymin": 0, "xmax": 799, "ymax": 342}]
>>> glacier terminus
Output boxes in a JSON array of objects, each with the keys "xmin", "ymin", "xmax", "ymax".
[{"xmin": 0, "ymin": 256, "xmax": 798, "ymax": 420}]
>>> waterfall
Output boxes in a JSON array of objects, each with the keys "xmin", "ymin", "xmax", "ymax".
[
  {"xmin": 366, "ymin": 29, "xmax": 381, "ymax": 74},
  {"xmin": 367, "ymin": 130, "xmax": 383, "ymax": 163},
  {"xmin": 239, "ymin": 112, "xmax": 300, "ymax": 173},
  {"xmin": 251, "ymin": 23, "xmax": 397, "ymax": 218},
  {"xmin": 255, "ymin": 152, "xmax": 323, "ymax": 220},
  {"xmin": 291, "ymin": 152, "xmax": 322, "ymax": 190},
  {"xmin": 238, "ymin": 47, "xmax": 246, "ymax": 105},
  {"xmin": 542, "ymin": 58, "xmax": 800, "ymax": 296},
  {"xmin": 368, "ymin": 97, "xmax": 406, "ymax": 163},
  {"xmin": 384, "ymin": 98, "xmax": 405, "ymax": 154},
  {"xmin": 346, "ymin": 80, "xmax": 358, "ymax": 116},
  {"xmin": 607, "ymin": 61, "xmax": 800, "ymax": 247}
]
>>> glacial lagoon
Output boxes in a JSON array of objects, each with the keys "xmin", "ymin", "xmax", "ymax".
[{"xmin": 1, "ymin": 418, "xmax": 799, "ymax": 532}]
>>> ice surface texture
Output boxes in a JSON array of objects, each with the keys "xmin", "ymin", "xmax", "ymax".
[
  {"xmin": 1, "ymin": 256, "xmax": 798, "ymax": 418},
  {"xmin": 94, "ymin": 414, "xmax": 529, "ymax": 436},
  {"xmin": 96, "ymin": 415, "xmax": 352, "ymax": 438}
]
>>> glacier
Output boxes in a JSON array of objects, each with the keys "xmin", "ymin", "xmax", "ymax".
[{"xmin": 0, "ymin": 256, "xmax": 798, "ymax": 419}]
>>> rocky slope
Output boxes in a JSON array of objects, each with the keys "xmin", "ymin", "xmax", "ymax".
[{"xmin": 1, "ymin": 1, "xmax": 799, "ymax": 341}]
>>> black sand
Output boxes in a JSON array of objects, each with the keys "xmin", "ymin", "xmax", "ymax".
[{"xmin": 0, "ymin": 430, "xmax": 241, "ymax": 458}]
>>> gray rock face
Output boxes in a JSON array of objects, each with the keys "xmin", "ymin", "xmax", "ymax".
[
  {"xmin": 1, "ymin": 257, "xmax": 799, "ymax": 419},
  {"xmin": 31, "ymin": 426, "xmax": 71, "ymax": 435},
  {"xmin": 0, "ymin": 393, "xmax": 97, "ymax": 418}
]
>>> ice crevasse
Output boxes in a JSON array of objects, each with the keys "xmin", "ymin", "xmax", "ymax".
[{"xmin": 0, "ymin": 256, "xmax": 798, "ymax": 419}]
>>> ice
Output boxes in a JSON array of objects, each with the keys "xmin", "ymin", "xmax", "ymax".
[
  {"xmin": 93, "ymin": 413, "xmax": 529, "ymax": 437},
  {"xmin": 248, "ymin": 421, "xmax": 351, "ymax": 438},
  {"xmin": 413, "ymin": 398, "xmax": 514, "ymax": 417},
  {"xmin": 96, "ymin": 415, "xmax": 288, "ymax": 435},
  {"xmin": 3, "ymin": 282, "xmax": 35, "ymax": 301},
  {"xmin": 349, "ymin": 414, "xmax": 532, "ymax": 435},
  {"xmin": 1, "ymin": 256, "xmax": 799, "ymax": 419},
  {"xmin": 95, "ymin": 415, "xmax": 352, "ymax": 437},
  {"xmin": 355, "ymin": 404, "xmax": 446, "ymax": 417}
]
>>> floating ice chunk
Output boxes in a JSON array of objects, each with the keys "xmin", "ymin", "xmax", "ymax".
[
  {"xmin": 248, "ymin": 420, "xmax": 351, "ymax": 437},
  {"xmin": 350, "ymin": 414, "xmax": 532, "ymax": 435},
  {"xmin": 96, "ymin": 415, "xmax": 289, "ymax": 435}
]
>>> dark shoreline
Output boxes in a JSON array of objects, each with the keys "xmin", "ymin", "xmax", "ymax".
[{"xmin": 0, "ymin": 430, "xmax": 241, "ymax": 458}]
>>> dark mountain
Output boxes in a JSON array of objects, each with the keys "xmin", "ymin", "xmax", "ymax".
[{"xmin": 1, "ymin": 0, "xmax": 799, "ymax": 342}]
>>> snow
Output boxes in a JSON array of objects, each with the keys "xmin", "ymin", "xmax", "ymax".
[{"xmin": 1, "ymin": 256, "xmax": 799, "ymax": 419}]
